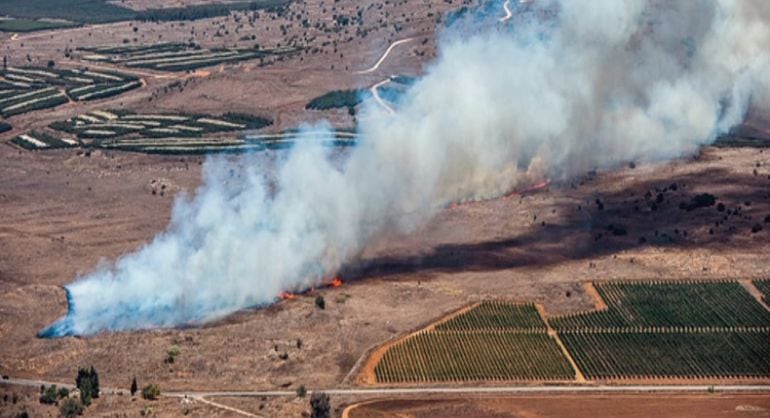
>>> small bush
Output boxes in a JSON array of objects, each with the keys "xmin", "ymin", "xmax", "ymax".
[
  {"xmin": 680, "ymin": 193, "xmax": 716, "ymax": 211},
  {"xmin": 296, "ymin": 385, "xmax": 307, "ymax": 398},
  {"xmin": 165, "ymin": 345, "xmax": 181, "ymax": 364},
  {"xmin": 39, "ymin": 385, "xmax": 58, "ymax": 405},
  {"xmin": 315, "ymin": 295, "xmax": 325, "ymax": 310},
  {"xmin": 142, "ymin": 384, "xmax": 161, "ymax": 400},
  {"xmin": 59, "ymin": 398, "xmax": 84, "ymax": 417}
]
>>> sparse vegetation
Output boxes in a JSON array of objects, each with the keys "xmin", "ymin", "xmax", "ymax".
[
  {"xmin": 58, "ymin": 398, "xmax": 85, "ymax": 418},
  {"xmin": 141, "ymin": 384, "xmax": 160, "ymax": 400},
  {"xmin": 130, "ymin": 377, "xmax": 138, "ymax": 397},
  {"xmin": 165, "ymin": 345, "xmax": 181, "ymax": 364},
  {"xmin": 296, "ymin": 385, "xmax": 307, "ymax": 398}
]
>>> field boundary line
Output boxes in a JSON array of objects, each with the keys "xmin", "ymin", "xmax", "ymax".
[
  {"xmin": 740, "ymin": 280, "xmax": 770, "ymax": 311},
  {"xmin": 537, "ymin": 304, "xmax": 586, "ymax": 383},
  {"xmin": 352, "ymin": 302, "xmax": 481, "ymax": 385}
]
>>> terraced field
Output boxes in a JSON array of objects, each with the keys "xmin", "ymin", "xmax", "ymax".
[
  {"xmin": 372, "ymin": 281, "xmax": 770, "ymax": 384},
  {"xmin": 374, "ymin": 302, "xmax": 575, "ymax": 383},
  {"xmin": 79, "ymin": 42, "xmax": 300, "ymax": 72},
  {"xmin": 0, "ymin": 66, "xmax": 140, "ymax": 117},
  {"xmin": 12, "ymin": 109, "xmax": 358, "ymax": 153}
]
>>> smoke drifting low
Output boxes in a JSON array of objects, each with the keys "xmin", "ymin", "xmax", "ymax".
[{"xmin": 42, "ymin": 0, "xmax": 769, "ymax": 336}]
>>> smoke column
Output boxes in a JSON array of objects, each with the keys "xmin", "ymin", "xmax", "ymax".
[{"xmin": 42, "ymin": 0, "xmax": 769, "ymax": 336}]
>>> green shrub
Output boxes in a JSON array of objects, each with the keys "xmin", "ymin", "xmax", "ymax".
[
  {"xmin": 39, "ymin": 385, "xmax": 58, "ymax": 405},
  {"xmin": 315, "ymin": 295, "xmax": 325, "ymax": 310},
  {"xmin": 59, "ymin": 398, "xmax": 84, "ymax": 417},
  {"xmin": 142, "ymin": 384, "xmax": 160, "ymax": 400}
]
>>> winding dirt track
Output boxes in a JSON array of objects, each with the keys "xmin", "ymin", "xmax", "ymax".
[
  {"xmin": 355, "ymin": 38, "xmax": 416, "ymax": 74},
  {"xmin": 500, "ymin": 0, "xmax": 513, "ymax": 22}
]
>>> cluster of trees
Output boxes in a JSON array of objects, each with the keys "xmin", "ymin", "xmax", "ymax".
[
  {"xmin": 75, "ymin": 366, "xmax": 99, "ymax": 405},
  {"xmin": 135, "ymin": 1, "xmax": 290, "ymax": 23}
]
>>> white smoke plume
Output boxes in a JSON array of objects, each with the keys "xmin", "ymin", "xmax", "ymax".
[{"xmin": 42, "ymin": 0, "xmax": 769, "ymax": 336}]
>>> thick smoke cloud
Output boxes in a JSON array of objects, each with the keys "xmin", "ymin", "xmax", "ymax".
[{"xmin": 42, "ymin": 0, "xmax": 769, "ymax": 336}]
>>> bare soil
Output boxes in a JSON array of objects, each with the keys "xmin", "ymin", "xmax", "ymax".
[{"xmin": 346, "ymin": 394, "xmax": 770, "ymax": 418}]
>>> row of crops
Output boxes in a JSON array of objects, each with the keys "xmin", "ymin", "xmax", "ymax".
[
  {"xmin": 435, "ymin": 301, "xmax": 546, "ymax": 331},
  {"xmin": 79, "ymin": 42, "xmax": 299, "ymax": 72},
  {"xmin": 10, "ymin": 130, "xmax": 78, "ymax": 150},
  {"xmin": 12, "ymin": 108, "xmax": 359, "ymax": 153},
  {"xmin": 0, "ymin": 66, "xmax": 140, "ymax": 117},
  {"xmin": 374, "ymin": 281, "xmax": 770, "ymax": 384},
  {"xmin": 550, "ymin": 281, "xmax": 770, "ymax": 329},
  {"xmin": 375, "ymin": 331, "xmax": 574, "ymax": 383},
  {"xmin": 562, "ymin": 331, "xmax": 770, "ymax": 379},
  {"xmin": 375, "ymin": 302, "xmax": 575, "ymax": 383}
]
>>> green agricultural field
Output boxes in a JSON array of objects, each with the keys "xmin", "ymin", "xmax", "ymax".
[
  {"xmin": 0, "ymin": 0, "xmax": 290, "ymax": 24},
  {"xmin": 373, "ymin": 281, "xmax": 770, "ymax": 384},
  {"xmin": 0, "ymin": 18, "xmax": 79, "ymax": 33},
  {"xmin": 550, "ymin": 281, "xmax": 770, "ymax": 330},
  {"xmin": 11, "ymin": 130, "xmax": 78, "ymax": 150},
  {"xmin": 562, "ymin": 330, "xmax": 770, "ymax": 379},
  {"xmin": 14, "ymin": 109, "xmax": 358, "ymax": 154},
  {"xmin": 375, "ymin": 302, "xmax": 575, "ymax": 383},
  {"xmin": 0, "ymin": 66, "xmax": 140, "ymax": 117},
  {"xmin": 376, "ymin": 331, "xmax": 574, "ymax": 383},
  {"xmin": 435, "ymin": 301, "xmax": 546, "ymax": 331},
  {"xmin": 79, "ymin": 42, "xmax": 299, "ymax": 72}
]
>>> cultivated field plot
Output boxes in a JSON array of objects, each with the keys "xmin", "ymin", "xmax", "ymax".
[
  {"xmin": 374, "ymin": 302, "xmax": 575, "ymax": 383},
  {"xmin": 12, "ymin": 110, "xmax": 358, "ymax": 153},
  {"xmin": 552, "ymin": 280, "xmax": 770, "ymax": 380},
  {"xmin": 79, "ymin": 42, "xmax": 299, "ymax": 72},
  {"xmin": 562, "ymin": 330, "xmax": 770, "ymax": 380},
  {"xmin": 10, "ymin": 130, "xmax": 79, "ymax": 150},
  {"xmin": 551, "ymin": 281, "xmax": 770, "ymax": 329},
  {"xmin": 0, "ymin": 66, "xmax": 140, "ymax": 117}
]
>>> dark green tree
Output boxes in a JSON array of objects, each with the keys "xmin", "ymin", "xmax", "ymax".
[
  {"xmin": 310, "ymin": 392, "xmax": 330, "ymax": 418},
  {"xmin": 130, "ymin": 377, "xmax": 138, "ymax": 396}
]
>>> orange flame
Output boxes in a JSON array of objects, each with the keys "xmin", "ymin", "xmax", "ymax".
[
  {"xmin": 279, "ymin": 292, "xmax": 296, "ymax": 300},
  {"xmin": 329, "ymin": 277, "xmax": 343, "ymax": 288}
]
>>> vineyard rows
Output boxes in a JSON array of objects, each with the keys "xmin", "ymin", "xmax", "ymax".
[
  {"xmin": 435, "ymin": 301, "xmax": 546, "ymax": 331},
  {"xmin": 79, "ymin": 43, "xmax": 299, "ymax": 72},
  {"xmin": 551, "ymin": 281, "xmax": 770, "ymax": 330},
  {"xmin": 562, "ymin": 331, "xmax": 770, "ymax": 379},
  {"xmin": 375, "ymin": 331, "xmax": 574, "ymax": 383},
  {"xmin": 375, "ymin": 302, "xmax": 574, "ymax": 383},
  {"xmin": 0, "ymin": 66, "xmax": 140, "ymax": 117}
]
